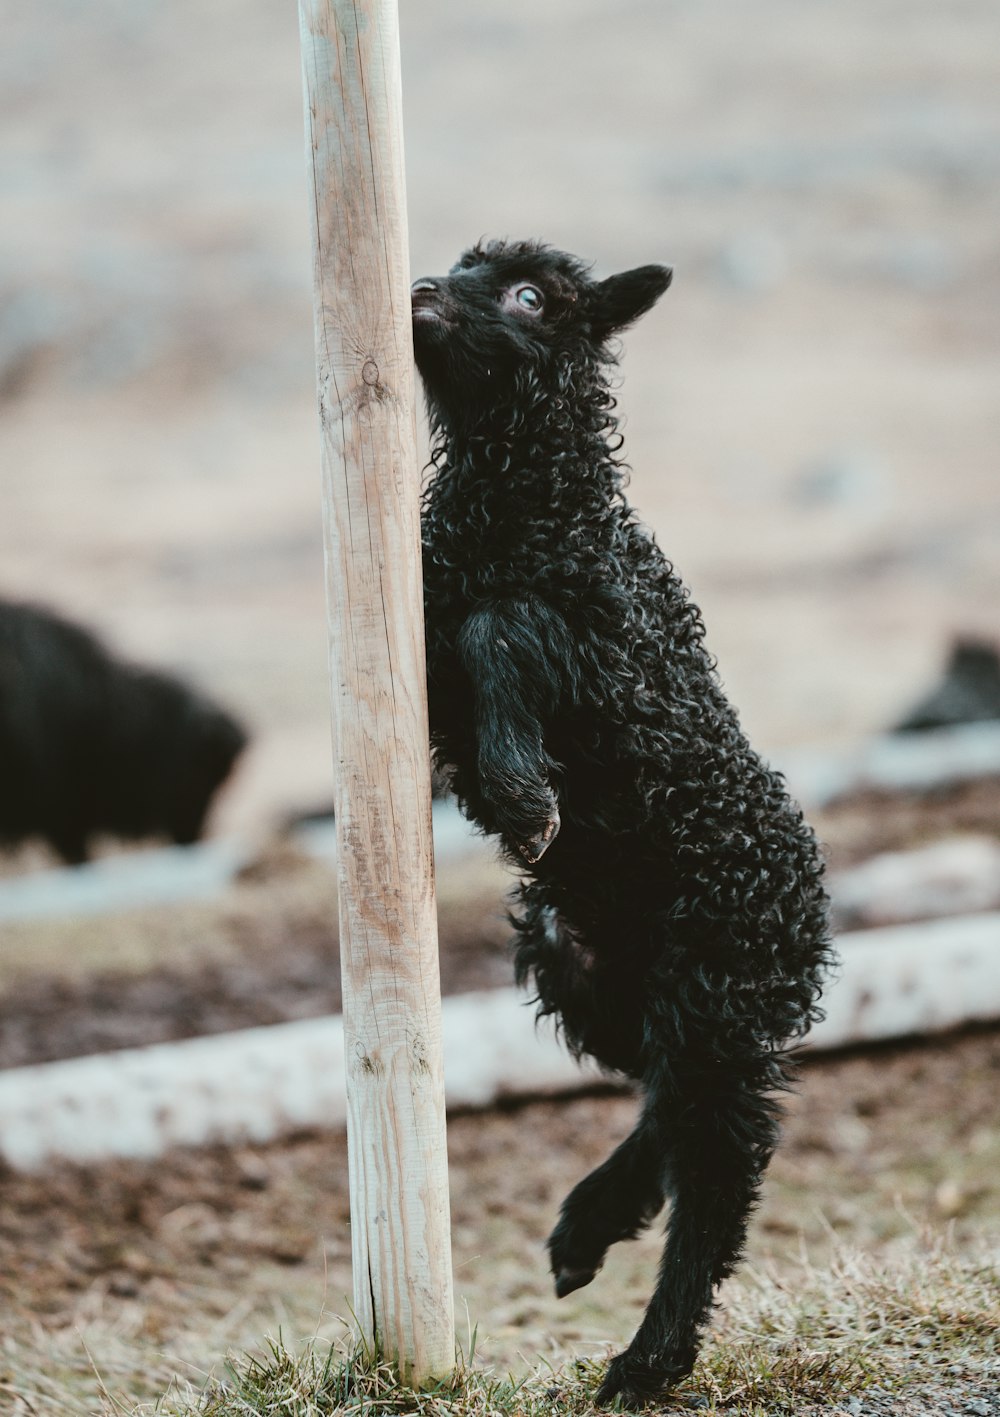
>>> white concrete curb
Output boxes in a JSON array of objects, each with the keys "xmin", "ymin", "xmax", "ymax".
[{"xmin": 0, "ymin": 913, "xmax": 997, "ymax": 1172}]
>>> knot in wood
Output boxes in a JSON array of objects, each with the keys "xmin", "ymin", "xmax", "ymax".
[{"xmin": 362, "ymin": 359, "xmax": 380, "ymax": 386}]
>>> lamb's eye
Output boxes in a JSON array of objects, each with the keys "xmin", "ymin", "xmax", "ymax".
[{"xmin": 515, "ymin": 284, "xmax": 543, "ymax": 311}]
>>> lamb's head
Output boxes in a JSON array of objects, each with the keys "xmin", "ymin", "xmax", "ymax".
[{"xmin": 411, "ymin": 239, "xmax": 671, "ymax": 429}]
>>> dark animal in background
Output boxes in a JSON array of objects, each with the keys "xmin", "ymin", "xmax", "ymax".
[
  {"xmin": 412, "ymin": 240, "xmax": 832, "ymax": 1406},
  {"xmin": 893, "ymin": 637, "xmax": 1000, "ymax": 734},
  {"xmin": 0, "ymin": 600, "xmax": 247, "ymax": 865}
]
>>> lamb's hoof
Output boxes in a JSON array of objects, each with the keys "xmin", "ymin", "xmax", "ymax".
[
  {"xmin": 518, "ymin": 808, "xmax": 560, "ymax": 864},
  {"xmin": 595, "ymin": 1357, "xmax": 659, "ymax": 1410},
  {"xmin": 553, "ymin": 1265, "xmax": 596, "ymax": 1299},
  {"xmin": 548, "ymin": 1204, "xmax": 606, "ymax": 1296},
  {"xmin": 595, "ymin": 1348, "xmax": 692, "ymax": 1410}
]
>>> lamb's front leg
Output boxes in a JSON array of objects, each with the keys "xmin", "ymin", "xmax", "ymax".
[
  {"xmin": 475, "ymin": 686, "xmax": 561, "ymax": 863},
  {"xmin": 457, "ymin": 598, "xmax": 573, "ymax": 862},
  {"xmin": 596, "ymin": 1064, "xmax": 782, "ymax": 1408}
]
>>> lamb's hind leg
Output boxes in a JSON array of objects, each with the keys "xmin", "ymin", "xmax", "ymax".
[
  {"xmin": 549, "ymin": 1113, "xmax": 665, "ymax": 1297},
  {"xmin": 596, "ymin": 1063, "xmax": 783, "ymax": 1407},
  {"xmin": 513, "ymin": 899, "xmax": 662, "ymax": 1293}
]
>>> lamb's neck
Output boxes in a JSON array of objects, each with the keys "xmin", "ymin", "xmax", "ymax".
[
  {"xmin": 436, "ymin": 388, "xmax": 625, "ymax": 518},
  {"xmin": 468, "ymin": 427, "xmax": 617, "ymax": 492}
]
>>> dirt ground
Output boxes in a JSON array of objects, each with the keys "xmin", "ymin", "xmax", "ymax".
[
  {"xmin": 1, "ymin": 785, "xmax": 998, "ymax": 1411},
  {"xmin": 2, "ymin": 1029, "xmax": 998, "ymax": 1412}
]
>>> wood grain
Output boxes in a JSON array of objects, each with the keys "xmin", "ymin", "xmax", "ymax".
[{"xmin": 298, "ymin": 0, "xmax": 454, "ymax": 1383}]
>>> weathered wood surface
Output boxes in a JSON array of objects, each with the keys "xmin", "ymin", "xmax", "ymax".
[
  {"xmin": 830, "ymin": 835, "xmax": 1000, "ymax": 930},
  {"xmin": 812, "ymin": 912, "xmax": 1000, "ymax": 1046},
  {"xmin": 298, "ymin": 0, "xmax": 453, "ymax": 1384}
]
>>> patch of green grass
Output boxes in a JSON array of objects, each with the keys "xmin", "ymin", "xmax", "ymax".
[{"xmin": 128, "ymin": 1238, "xmax": 997, "ymax": 1417}]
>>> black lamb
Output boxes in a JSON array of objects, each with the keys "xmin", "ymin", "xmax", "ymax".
[
  {"xmin": 0, "ymin": 600, "xmax": 247, "ymax": 865},
  {"xmin": 412, "ymin": 240, "xmax": 833, "ymax": 1406}
]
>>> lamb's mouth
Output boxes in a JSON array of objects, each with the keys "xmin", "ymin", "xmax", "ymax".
[{"xmin": 411, "ymin": 305, "xmax": 451, "ymax": 326}]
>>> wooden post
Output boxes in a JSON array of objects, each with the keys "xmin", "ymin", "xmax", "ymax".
[{"xmin": 297, "ymin": 0, "xmax": 454, "ymax": 1386}]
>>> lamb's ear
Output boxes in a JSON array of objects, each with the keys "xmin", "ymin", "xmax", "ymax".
[{"xmin": 590, "ymin": 264, "xmax": 673, "ymax": 338}]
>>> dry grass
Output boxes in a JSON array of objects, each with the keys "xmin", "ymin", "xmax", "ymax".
[
  {"xmin": 3, "ymin": 1032, "xmax": 999, "ymax": 1416},
  {"xmin": 8, "ymin": 1237, "xmax": 989, "ymax": 1417},
  {"xmin": 146, "ymin": 1239, "xmax": 996, "ymax": 1416}
]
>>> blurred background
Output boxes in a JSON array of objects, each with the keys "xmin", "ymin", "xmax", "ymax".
[
  {"xmin": 4, "ymin": 0, "xmax": 998, "ymax": 840},
  {"xmin": 2, "ymin": 4, "xmax": 1000, "ymax": 1412}
]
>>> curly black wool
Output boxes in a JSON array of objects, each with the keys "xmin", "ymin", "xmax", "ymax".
[{"xmin": 412, "ymin": 240, "xmax": 833, "ymax": 1407}]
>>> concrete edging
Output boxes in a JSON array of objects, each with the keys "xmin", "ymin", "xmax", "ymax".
[{"xmin": 0, "ymin": 912, "xmax": 997, "ymax": 1171}]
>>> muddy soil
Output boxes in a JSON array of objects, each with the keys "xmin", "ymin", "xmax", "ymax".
[
  {"xmin": 2, "ymin": 1029, "xmax": 998, "ymax": 1387},
  {"xmin": 3, "ymin": 778, "xmax": 997, "ymax": 1406}
]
